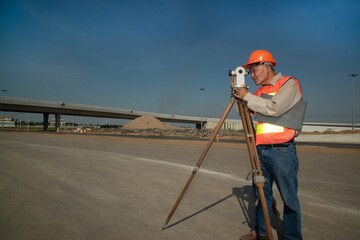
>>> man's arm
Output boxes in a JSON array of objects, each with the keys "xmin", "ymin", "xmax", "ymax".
[{"xmin": 244, "ymin": 79, "xmax": 302, "ymax": 117}]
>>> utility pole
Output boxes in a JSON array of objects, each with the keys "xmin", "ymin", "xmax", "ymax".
[
  {"xmin": 171, "ymin": 98, "xmax": 174, "ymax": 117},
  {"xmin": 200, "ymin": 88, "xmax": 205, "ymax": 129},
  {"xmin": 349, "ymin": 74, "xmax": 357, "ymax": 132}
]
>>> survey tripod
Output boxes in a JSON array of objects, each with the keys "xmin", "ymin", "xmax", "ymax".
[{"xmin": 162, "ymin": 66, "xmax": 274, "ymax": 240}]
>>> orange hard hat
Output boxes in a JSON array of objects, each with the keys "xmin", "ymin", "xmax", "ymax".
[{"xmin": 243, "ymin": 49, "xmax": 277, "ymax": 69}]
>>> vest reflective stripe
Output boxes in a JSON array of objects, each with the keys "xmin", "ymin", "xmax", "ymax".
[
  {"xmin": 255, "ymin": 76, "xmax": 302, "ymax": 145},
  {"xmin": 256, "ymin": 123, "xmax": 284, "ymax": 135}
]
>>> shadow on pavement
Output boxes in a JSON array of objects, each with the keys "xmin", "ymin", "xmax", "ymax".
[
  {"xmin": 233, "ymin": 186, "xmax": 284, "ymax": 239},
  {"xmin": 164, "ymin": 185, "xmax": 259, "ymax": 230},
  {"xmin": 232, "ymin": 186, "xmax": 256, "ymax": 229},
  {"xmin": 163, "ymin": 193, "xmax": 234, "ymax": 229}
]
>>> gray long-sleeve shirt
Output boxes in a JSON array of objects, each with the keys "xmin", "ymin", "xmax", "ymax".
[{"xmin": 243, "ymin": 73, "xmax": 302, "ymax": 116}]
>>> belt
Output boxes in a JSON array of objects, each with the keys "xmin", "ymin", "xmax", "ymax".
[{"xmin": 259, "ymin": 139, "xmax": 294, "ymax": 148}]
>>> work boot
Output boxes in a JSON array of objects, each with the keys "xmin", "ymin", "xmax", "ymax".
[
  {"xmin": 239, "ymin": 231, "xmax": 268, "ymax": 240},
  {"xmin": 239, "ymin": 231, "xmax": 256, "ymax": 240}
]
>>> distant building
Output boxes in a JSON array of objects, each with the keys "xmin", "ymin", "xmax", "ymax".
[
  {"xmin": 50, "ymin": 118, "xmax": 66, "ymax": 126},
  {"xmin": 205, "ymin": 118, "xmax": 243, "ymax": 130},
  {"xmin": 0, "ymin": 115, "xmax": 16, "ymax": 128}
]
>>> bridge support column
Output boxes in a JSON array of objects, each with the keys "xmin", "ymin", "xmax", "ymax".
[
  {"xmin": 196, "ymin": 122, "xmax": 207, "ymax": 129},
  {"xmin": 55, "ymin": 113, "xmax": 61, "ymax": 132},
  {"xmin": 43, "ymin": 113, "xmax": 49, "ymax": 131}
]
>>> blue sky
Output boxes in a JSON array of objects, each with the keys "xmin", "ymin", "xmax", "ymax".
[{"xmin": 1, "ymin": 0, "xmax": 359, "ymax": 124}]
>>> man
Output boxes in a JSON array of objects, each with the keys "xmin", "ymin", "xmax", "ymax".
[{"xmin": 234, "ymin": 50, "xmax": 304, "ymax": 240}]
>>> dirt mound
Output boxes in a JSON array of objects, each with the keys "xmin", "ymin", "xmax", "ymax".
[{"xmin": 123, "ymin": 115, "xmax": 177, "ymax": 130}]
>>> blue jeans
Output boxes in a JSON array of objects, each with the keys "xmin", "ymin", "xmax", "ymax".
[{"xmin": 255, "ymin": 141, "xmax": 303, "ymax": 240}]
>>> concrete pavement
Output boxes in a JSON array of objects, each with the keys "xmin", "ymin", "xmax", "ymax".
[{"xmin": 0, "ymin": 131, "xmax": 359, "ymax": 240}]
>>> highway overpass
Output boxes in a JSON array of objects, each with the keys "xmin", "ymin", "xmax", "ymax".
[
  {"xmin": 1, "ymin": 96, "xmax": 358, "ymax": 132},
  {"xmin": 0, "ymin": 96, "xmax": 243, "ymax": 131}
]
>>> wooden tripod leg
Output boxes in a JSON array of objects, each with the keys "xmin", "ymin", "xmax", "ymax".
[
  {"xmin": 237, "ymin": 100, "xmax": 274, "ymax": 240},
  {"xmin": 162, "ymin": 98, "xmax": 236, "ymax": 230}
]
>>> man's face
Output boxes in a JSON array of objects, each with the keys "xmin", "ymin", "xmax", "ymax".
[{"xmin": 249, "ymin": 63, "xmax": 271, "ymax": 86}]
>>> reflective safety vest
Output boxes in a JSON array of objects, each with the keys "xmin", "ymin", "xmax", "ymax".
[{"xmin": 254, "ymin": 76, "xmax": 303, "ymax": 145}]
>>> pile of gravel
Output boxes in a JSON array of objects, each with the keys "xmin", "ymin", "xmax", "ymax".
[
  {"xmin": 123, "ymin": 115, "xmax": 177, "ymax": 130},
  {"xmin": 97, "ymin": 115, "xmax": 244, "ymax": 138}
]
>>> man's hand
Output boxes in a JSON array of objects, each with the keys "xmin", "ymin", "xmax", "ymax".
[{"xmin": 233, "ymin": 87, "xmax": 248, "ymax": 100}]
